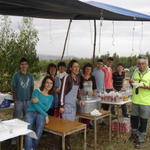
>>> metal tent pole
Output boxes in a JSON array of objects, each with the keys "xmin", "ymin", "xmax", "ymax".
[
  {"xmin": 61, "ymin": 19, "xmax": 72, "ymax": 60},
  {"xmin": 92, "ymin": 20, "xmax": 97, "ymax": 65}
]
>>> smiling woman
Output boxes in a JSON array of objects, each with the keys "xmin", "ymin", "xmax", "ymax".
[
  {"xmin": 59, "ymin": 59, "xmax": 85, "ymax": 150},
  {"xmin": 24, "ymin": 76, "xmax": 54, "ymax": 150}
]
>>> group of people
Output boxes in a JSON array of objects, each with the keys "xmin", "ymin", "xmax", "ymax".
[
  {"xmin": 11, "ymin": 58, "xmax": 85, "ymax": 150},
  {"xmin": 11, "ymin": 56, "xmax": 150, "ymax": 150}
]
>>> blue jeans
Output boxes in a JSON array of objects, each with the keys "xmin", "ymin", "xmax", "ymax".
[
  {"xmin": 25, "ymin": 111, "xmax": 45, "ymax": 150},
  {"xmin": 13, "ymin": 100, "xmax": 30, "ymax": 118}
]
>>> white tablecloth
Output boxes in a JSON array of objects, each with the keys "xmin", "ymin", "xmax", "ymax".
[
  {"xmin": 0, "ymin": 119, "xmax": 37, "ymax": 142},
  {"xmin": 101, "ymin": 99, "xmax": 131, "ymax": 105},
  {"xmin": 0, "ymin": 129, "xmax": 36, "ymax": 142}
]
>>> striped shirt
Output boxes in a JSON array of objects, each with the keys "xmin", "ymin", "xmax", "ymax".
[{"xmin": 113, "ymin": 72, "xmax": 125, "ymax": 91}]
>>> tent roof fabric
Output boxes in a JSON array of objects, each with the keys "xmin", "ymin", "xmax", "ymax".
[
  {"xmin": 87, "ymin": 1, "xmax": 150, "ymax": 20},
  {"xmin": 0, "ymin": 0, "xmax": 150, "ymax": 21}
]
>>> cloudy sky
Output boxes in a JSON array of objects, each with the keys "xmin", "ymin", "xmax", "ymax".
[{"xmin": 5, "ymin": 0, "xmax": 150, "ymax": 58}]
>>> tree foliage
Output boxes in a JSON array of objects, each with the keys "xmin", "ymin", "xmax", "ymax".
[
  {"xmin": 0, "ymin": 16, "xmax": 39, "ymax": 92},
  {"xmin": 38, "ymin": 52, "xmax": 150, "ymax": 74}
]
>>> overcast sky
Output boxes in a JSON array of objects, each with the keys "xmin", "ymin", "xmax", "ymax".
[{"xmin": 5, "ymin": 0, "xmax": 150, "ymax": 58}]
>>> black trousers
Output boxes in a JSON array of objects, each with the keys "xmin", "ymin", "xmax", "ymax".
[{"xmin": 131, "ymin": 115, "xmax": 148, "ymax": 133}]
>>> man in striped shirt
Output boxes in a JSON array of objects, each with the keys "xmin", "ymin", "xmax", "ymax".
[{"xmin": 113, "ymin": 63, "xmax": 129, "ymax": 117}]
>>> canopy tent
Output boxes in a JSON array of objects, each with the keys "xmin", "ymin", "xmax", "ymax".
[
  {"xmin": 0, "ymin": 0, "xmax": 150, "ymax": 21},
  {"xmin": 0, "ymin": 0, "xmax": 150, "ymax": 62}
]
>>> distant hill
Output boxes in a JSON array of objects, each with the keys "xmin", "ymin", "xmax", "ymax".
[{"xmin": 38, "ymin": 54, "xmax": 75, "ymax": 60}]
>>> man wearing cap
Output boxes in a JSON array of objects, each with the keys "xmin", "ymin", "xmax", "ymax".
[{"xmin": 130, "ymin": 56, "xmax": 150, "ymax": 148}]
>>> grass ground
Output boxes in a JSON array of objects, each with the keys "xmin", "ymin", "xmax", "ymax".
[{"xmin": 1, "ymin": 109, "xmax": 150, "ymax": 150}]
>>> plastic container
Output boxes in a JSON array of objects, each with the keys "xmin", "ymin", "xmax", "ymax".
[{"xmin": 77, "ymin": 97, "xmax": 101, "ymax": 113}]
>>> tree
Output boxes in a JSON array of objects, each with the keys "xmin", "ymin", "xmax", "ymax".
[
  {"xmin": 0, "ymin": 16, "xmax": 12, "ymax": 50},
  {"xmin": 0, "ymin": 16, "xmax": 39, "ymax": 92}
]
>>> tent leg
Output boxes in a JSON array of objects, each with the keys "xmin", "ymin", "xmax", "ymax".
[
  {"xmin": 92, "ymin": 20, "xmax": 97, "ymax": 65},
  {"xmin": 61, "ymin": 19, "xmax": 72, "ymax": 60}
]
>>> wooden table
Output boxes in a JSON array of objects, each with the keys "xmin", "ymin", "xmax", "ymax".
[
  {"xmin": 44, "ymin": 116, "xmax": 87, "ymax": 150},
  {"xmin": 100, "ymin": 100, "xmax": 131, "ymax": 117},
  {"xmin": 77, "ymin": 110, "xmax": 111, "ymax": 150}
]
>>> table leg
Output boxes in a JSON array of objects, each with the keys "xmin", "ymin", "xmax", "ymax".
[
  {"xmin": 18, "ymin": 136, "xmax": 24, "ymax": 150},
  {"xmin": 116, "ymin": 105, "xmax": 120, "ymax": 138},
  {"xmin": 94, "ymin": 119, "xmax": 97, "ymax": 150},
  {"xmin": 84, "ymin": 127, "xmax": 87, "ymax": 150},
  {"xmin": 109, "ymin": 112, "xmax": 112, "ymax": 142},
  {"xmin": 62, "ymin": 135, "xmax": 65, "ymax": 150}
]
